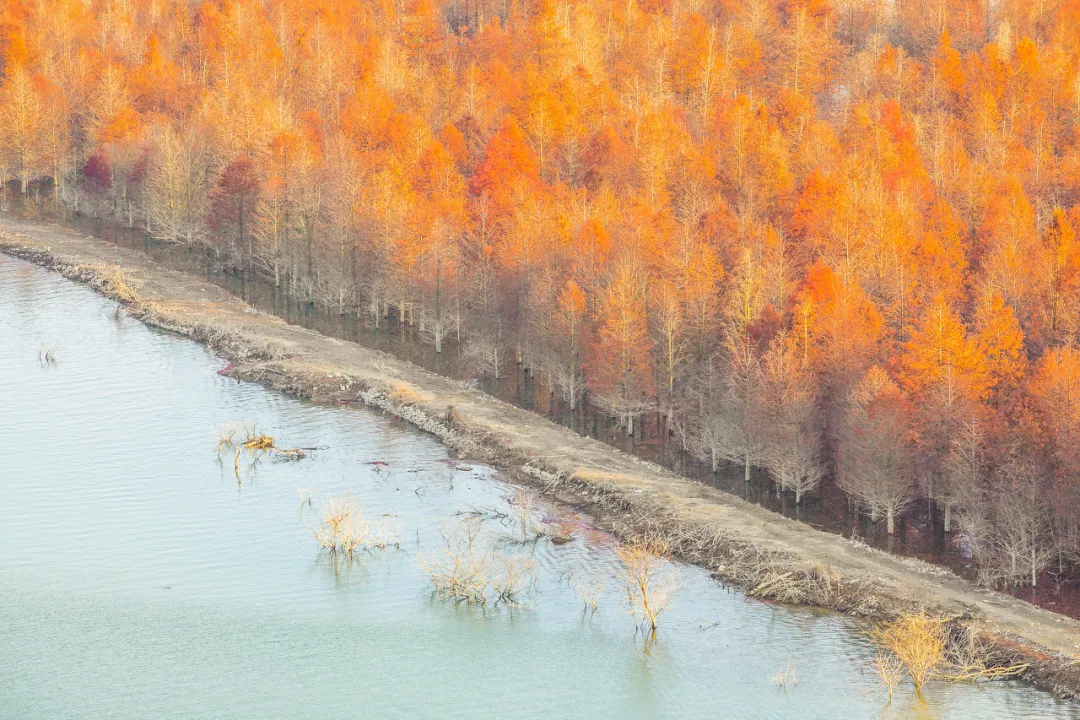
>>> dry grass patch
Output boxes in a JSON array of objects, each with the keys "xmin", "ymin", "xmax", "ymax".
[
  {"xmin": 938, "ymin": 620, "xmax": 1030, "ymax": 682},
  {"xmin": 569, "ymin": 469, "xmax": 639, "ymax": 486},
  {"xmin": 80, "ymin": 264, "xmax": 139, "ymax": 303},
  {"xmin": 389, "ymin": 382, "xmax": 430, "ymax": 406},
  {"xmin": 714, "ymin": 546, "xmax": 850, "ymax": 607},
  {"xmin": 103, "ymin": 266, "xmax": 139, "ymax": 302}
]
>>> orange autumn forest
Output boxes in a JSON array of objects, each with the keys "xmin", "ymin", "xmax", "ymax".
[{"xmin": 3, "ymin": 0, "xmax": 1080, "ymax": 592}]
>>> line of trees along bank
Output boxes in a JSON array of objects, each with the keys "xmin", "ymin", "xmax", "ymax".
[{"xmin": 3, "ymin": 0, "xmax": 1080, "ymax": 591}]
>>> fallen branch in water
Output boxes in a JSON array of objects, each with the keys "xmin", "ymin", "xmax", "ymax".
[
  {"xmin": 218, "ymin": 424, "xmax": 312, "ymax": 478},
  {"xmin": 939, "ymin": 663, "xmax": 1031, "ymax": 682}
]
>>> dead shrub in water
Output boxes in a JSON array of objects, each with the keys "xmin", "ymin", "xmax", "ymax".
[
  {"xmin": 772, "ymin": 660, "xmax": 798, "ymax": 690},
  {"xmin": 418, "ymin": 520, "xmax": 536, "ymax": 605},
  {"xmin": 872, "ymin": 652, "xmax": 905, "ymax": 700},
  {"xmin": 869, "ymin": 613, "xmax": 1030, "ymax": 697},
  {"xmin": 616, "ymin": 537, "xmax": 679, "ymax": 631},
  {"xmin": 216, "ymin": 423, "xmax": 237, "ymax": 453},
  {"xmin": 418, "ymin": 520, "xmax": 492, "ymax": 603},
  {"xmin": 509, "ymin": 487, "xmax": 547, "ymax": 541},
  {"xmin": 308, "ymin": 497, "xmax": 401, "ymax": 554},
  {"xmin": 573, "ymin": 578, "xmax": 605, "ymax": 611},
  {"xmin": 490, "ymin": 554, "xmax": 537, "ymax": 605},
  {"xmin": 868, "ymin": 612, "xmax": 946, "ymax": 692},
  {"xmin": 366, "ymin": 517, "xmax": 404, "ymax": 549},
  {"xmin": 311, "ymin": 498, "xmax": 367, "ymax": 554}
]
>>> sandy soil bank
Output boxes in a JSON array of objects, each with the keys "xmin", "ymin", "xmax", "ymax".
[{"xmin": 2, "ymin": 214, "xmax": 1078, "ymax": 698}]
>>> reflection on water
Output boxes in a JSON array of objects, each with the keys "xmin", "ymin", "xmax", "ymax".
[{"xmin": 1, "ymin": 256, "xmax": 1077, "ymax": 719}]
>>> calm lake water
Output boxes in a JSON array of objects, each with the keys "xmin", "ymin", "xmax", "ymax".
[{"xmin": 1, "ymin": 254, "xmax": 1077, "ymax": 719}]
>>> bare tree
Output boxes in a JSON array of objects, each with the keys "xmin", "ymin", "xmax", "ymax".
[
  {"xmin": 940, "ymin": 415, "xmax": 985, "ymax": 533},
  {"xmin": 461, "ymin": 195, "xmax": 505, "ymax": 388},
  {"xmin": 959, "ymin": 457, "xmax": 1055, "ymax": 588},
  {"xmin": 147, "ymin": 125, "xmax": 211, "ymax": 250},
  {"xmin": 590, "ymin": 259, "xmax": 654, "ymax": 437},
  {"xmin": 838, "ymin": 367, "xmax": 915, "ymax": 535},
  {"xmin": 698, "ymin": 328, "xmax": 766, "ymax": 480},
  {"xmin": 416, "ymin": 220, "xmax": 460, "ymax": 354},
  {"xmin": 0, "ymin": 62, "xmax": 46, "ymax": 196},
  {"xmin": 316, "ymin": 139, "xmax": 362, "ymax": 314},
  {"xmin": 463, "ymin": 259, "xmax": 505, "ymax": 386},
  {"xmin": 253, "ymin": 177, "xmax": 289, "ymax": 288},
  {"xmin": 761, "ymin": 332, "xmax": 824, "ymax": 504},
  {"xmin": 649, "ymin": 279, "xmax": 689, "ymax": 433},
  {"xmin": 534, "ymin": 277, "xmax": 587, "ymax": 417}
]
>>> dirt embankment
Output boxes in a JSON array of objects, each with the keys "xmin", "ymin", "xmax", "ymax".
[{"xmin": 2, "ymin": 215, "xmax": 1079, "ymax": 698}]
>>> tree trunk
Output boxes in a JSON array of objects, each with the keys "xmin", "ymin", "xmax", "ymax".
[
  {"xmin": 943, "ymin": 502, "xmax": 952, "ymax": 533},
  {"xmin": 886, "ymin": 509, "xmax": 895, "ymax": 535},
  {"xmin": 1032, "ymin": 545, "xmax": 1038, "ymax": 587},
  {"xmin": 744, "ymin": 457, "xmax": 750, "ymax": 483}
]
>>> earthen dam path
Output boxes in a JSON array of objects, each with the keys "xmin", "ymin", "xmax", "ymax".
[{"xmin": 2, "ymin": 214, "xmax": 1078, "ymax": 697}]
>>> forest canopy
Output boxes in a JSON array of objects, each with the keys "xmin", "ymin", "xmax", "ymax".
[{"xmin": 3, "ymin": 0, "xmax": 1080, "ymax": 588}]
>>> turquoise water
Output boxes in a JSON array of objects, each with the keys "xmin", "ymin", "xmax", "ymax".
[{"xmin": 0, "ymin": 254, "xmax": 1076, "ymax": 719}]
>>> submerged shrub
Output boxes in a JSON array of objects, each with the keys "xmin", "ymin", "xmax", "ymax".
[
  {"xmin": 309, "ymin": 497, "xmax": 401, "ymax": 555},
  {"xmin": 868, "ymin": 612, "xmax": 946, "ymax": 692},
  {"xmin": 616, "ymin": 537, "xmax": 679, "ymax": 632},
  {"xmin": 418, "ymin": 519, "xmax": 536, "ymax": 605},
  {"xmin": 573, "ymin": 577, "xmax": 605, "ymax": 611}
]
